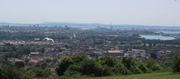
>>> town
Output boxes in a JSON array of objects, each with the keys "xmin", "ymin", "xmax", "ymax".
[
  {"xmin": 1, "ymin": 0, "xmax": 180, "ymax": 79},
  {"xmin": 0, "ymin": 24, "xmax": 180, "ymax": 79},
  {"xmin": 0, "ymin": 24, "xmax": 179, "ymax": 66}
]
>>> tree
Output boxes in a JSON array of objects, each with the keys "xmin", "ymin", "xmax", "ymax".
[
  {"xmin": 56, "ymin": 57, "xmax": 73, "ymax": 76},
  {"xmin": 98, "ymin": 56, "xmax": 116, "ymax": 67},
  {"xmin": 173, "ymin": 53, "xmax": 180, "ymax": 73},
  {"xmin": 16, "ymin": 45, "xmax": 30, "ymax": 55}
]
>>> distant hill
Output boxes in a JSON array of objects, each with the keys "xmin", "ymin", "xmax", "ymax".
[{"xmin": 0, "ymin": 22, "xmax": 180, "ymax": 31}]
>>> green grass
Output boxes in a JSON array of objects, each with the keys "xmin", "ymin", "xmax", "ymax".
[{"xmin": 38, "ymin": 72, "xmax": 180, "ymax": 79}]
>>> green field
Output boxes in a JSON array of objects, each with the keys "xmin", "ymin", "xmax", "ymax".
[{"xmin": 54, "ymin": 72, "xmax": 180, "ymax": 79}]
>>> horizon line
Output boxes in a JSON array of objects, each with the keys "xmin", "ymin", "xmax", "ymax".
[{"xmin": 0, "ymin": 21, "xmax": 179, "ymax": 27}]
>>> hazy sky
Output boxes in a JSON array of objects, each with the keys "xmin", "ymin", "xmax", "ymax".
[{"xmin": 0, "ymin": 0, "xmax": 180, "ymax": 26}]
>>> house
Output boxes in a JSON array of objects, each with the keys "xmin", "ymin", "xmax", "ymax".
[
  {"xmin": 130, "ymin": 49, "xmax": 146, "ymax": 58},
  {"xmin": 88, "ymin": 51, "xmax": 104, "ymax": 58},
  {"xmin": 15, "ymin": 58, "xmax": 25, "ymax": 68},
  {"xmin": 107, "ymin": 50, "xmax": 125, "ymax": 58},
  {"xmin": 29, "ymin": 52, "xmax": 44, "ymax": 66},
  {"xmin": 29, "ymin": 59, "xmax": 43, "ymax": 65},
  {"xmin": 8, "ymin": 58, "xmax": 25, "ymax": 68},
  {"xmin": 29, "ymin": 52, "xmax": 41, "ymax": 59},
  {"xmin": 34, "ymin": 38, "xmax": 40, "ymax": 41},
  {"xmin": 156, "ymin": 50, "xmax": 172, "ymax": 59}
]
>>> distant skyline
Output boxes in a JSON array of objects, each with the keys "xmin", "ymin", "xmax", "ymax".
[{"xmin": 0, "ymin": 0, "xmax": 180, "ymax": 26}]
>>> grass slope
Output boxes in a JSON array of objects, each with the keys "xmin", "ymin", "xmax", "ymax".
[
  {"xmin": 57, "ymin": 72, "xmax": 180, "ymax": 79},
  {"xmin": 36, "ymin": 72, "xmax": 180, "ymax": 79}
]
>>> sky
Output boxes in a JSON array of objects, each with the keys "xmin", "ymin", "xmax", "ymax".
[{"xmin": 0, "ymin": 0, "xmax": 180, "ymax": 26}]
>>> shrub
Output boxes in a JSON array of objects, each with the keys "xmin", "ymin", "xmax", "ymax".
[
  {"xmin": 149, "ymin": 64, "xmax": 163, "ymax": 71},
  {"xmin": 64, "ymin": 64, "xmax": 82, "ymax": 76},
  {"xmin": 21, "ymin": 69, "xmax": 36, "ymax": 79},
  {"xmin": 112, "ymin": 62, "xmax": 130, "ymax": 75},
  {"xmin": 22, "ymin": 67, "xmax": 50, "ymax": 78},
  {"xmin": 81, "ymin": 59, "xmax": 111, "ymax": 76},
  {"xmin": 101, "ymin": 65, "xmax": 112, "ymax": 76},
  {"xmin": 146, "ymin": 59, "xmax": 163, "ymax": 71},
  {"xmin": 122, "ymin": 57, "xmax": 136, "ymax": 69},
  {"xmin": 129, "ymin": 65, "xmax": 143, "ymax": 74},
  {"xmin": 98, "ymin": 56, "xmax": 116, "ymax": 67},
  {"xmin": 33, "ymin": 68, "xmax": 50, "ymax": 77},
  {"xmin": 71, "ymin": 55, "xmax": 87, "ymax": 63},
  {"xmin": 138, "ymin": 63, "xmax": 151, "ymax": 73}
]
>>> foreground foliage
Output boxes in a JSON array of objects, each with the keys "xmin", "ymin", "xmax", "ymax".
[
  {"xmin": 1, "ymin": 53, "xmax": 180, "ymax": 79},
  {"xmin": 173, "ymin": 53, "xmax": 180, "ymax": 73},
  {"xmin": 56, "ymin": 56, "xmax": 164, "ymax": 77}
]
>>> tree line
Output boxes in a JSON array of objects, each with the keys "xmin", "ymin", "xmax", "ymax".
[{"xmin": 1, "ymin": 53, "xmax": 180, "ymax": 79}]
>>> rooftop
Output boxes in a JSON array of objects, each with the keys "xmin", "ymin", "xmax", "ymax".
[{"xmin": 108, "ymin": 50, "xmax": 124, "ymax": 54}]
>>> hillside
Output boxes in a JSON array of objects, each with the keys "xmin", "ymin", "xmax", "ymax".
[{"xmin": 45, "ymin": 72, "xmax": 180, "ymax": 79}]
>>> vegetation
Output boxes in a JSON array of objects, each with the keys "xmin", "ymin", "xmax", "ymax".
[
  {"xmin": 173, "ymin": 53, "xmax": 180, "ymax": 73},
  {"xmin": 0, "ymin": 53, "xmax": 180, "ymax": 79},
  {"xmin": 0, "ymin": 63, "xmax": 22, "ymax": 79},
  {"xmin": 35, "ymin": 72, "xmax": 180, "ymax": 79},
  {"xmin": 55, "ymin": 56, "xmax": 165, "ymax": 77},
  {"xmin": 56, "ymin": 56, "xmax": 73, "ymax": 76},
  {"xmin": 0, "ymin": 26, "xmax": 180, "ymax": 79}
]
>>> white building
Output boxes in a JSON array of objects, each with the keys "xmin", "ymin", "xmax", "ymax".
[{"xmin": 43, "ymin": 37, "xmax": 54, "ymax": 43}]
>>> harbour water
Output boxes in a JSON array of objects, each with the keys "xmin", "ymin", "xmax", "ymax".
[{"xmin": 140, "ymin": 35, "xmax": 175, "ymax": 40}]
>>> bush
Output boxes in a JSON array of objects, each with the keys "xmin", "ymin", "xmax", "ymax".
[
  {"xmin": 112, "ymin": 62, "xmax": 130, "ymax": 75},
  {"xmin": 22, "ymin": 67, "xmax": 50, "ymax": 78},
  {"xmin": 149, "ymin": 64, "xmax": 162, "ymax": 71},
  {"xmin": 0, "ymin": 63, "xmax": 22, "ymax": 79},
  {"xmin": 129, "ymin": 65, "xmax": 143, "ymax": 74},
  {"xmin": 64, "ymin": 64, "xmax": 82, "ymax": 76},
  {"xmin": 71, "ymin": 55, "xmax": 87, "ymax": 63},
  {"xmin": 138, "ymin": 63, "xmax": 151, "ymax": 73},
  {"xmin": 146, "ymin": 59, "xmax": 163, "ymax": 71},
  {"xmin": 173, "ymin": 53, "xmax": 180, "ymax": 73},
  {"xmin": 81, "ymin": 59, "xmax": 111, "ymax": 76},
  {"xmin": 55, "ymin": 56, "xmax": 165, "ymax": 77},
  {"xmin": 21, "ymin": 69, "xmax": 36, "ymax": 79},
  {"xmin": 101, "ymin": 65, "xmax": 112, "ymax": 76},
  {"xmin": 98, "ymin": 56, "xmax": 116, "ymax": 67},
  {"xmin": 56, "ymin": 57, "xmax": 73, "ymax": 76},
  {"xmin": 33, "ymin": 68, "xmax": 50, "ymax": 77},
  {"xmin": 122, "ymin": 57, "xmax": 136, "ymax": 69}
]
